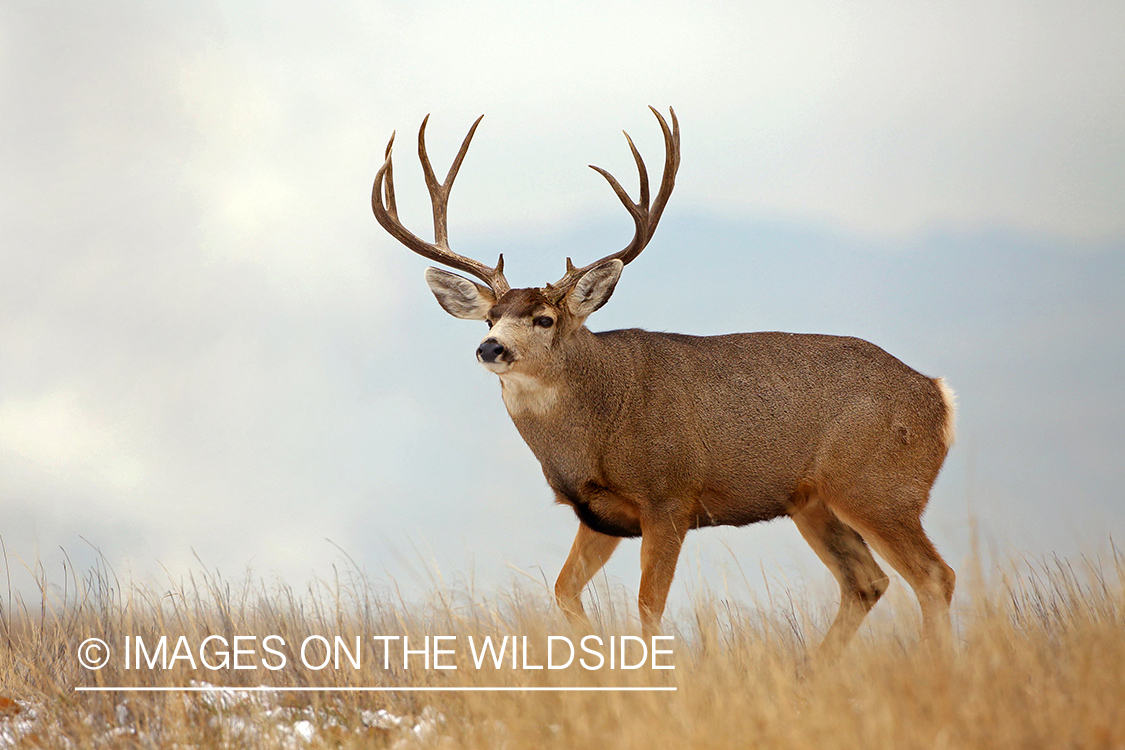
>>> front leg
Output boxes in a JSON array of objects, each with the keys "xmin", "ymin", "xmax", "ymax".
[
  {"xmin": 555, "ymin": 521, "xmax": 621, "ymax": 627},
  {"xmin": 638, "ymin": 516, "xmax": 689, "ymax": 639}
]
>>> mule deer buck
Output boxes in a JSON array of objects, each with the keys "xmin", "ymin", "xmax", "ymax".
[{"xmin": 371, "ymin": 107, "xmax": 956, "ymax": 656}]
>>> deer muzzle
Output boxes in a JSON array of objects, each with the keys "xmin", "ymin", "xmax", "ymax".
[{"xmin": 477, "ymin": 338, "xmax": 507, "ymax": 364}]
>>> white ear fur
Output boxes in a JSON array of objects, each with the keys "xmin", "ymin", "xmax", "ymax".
[
  {"xmin": 566, "ymin": 260, "xmax": 624, "ymax": 318},
  {"xmin": 424, "ymin": 267, "xmax": 496, "ymax": 320}
]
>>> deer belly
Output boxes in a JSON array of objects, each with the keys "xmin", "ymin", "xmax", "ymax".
[{"xmin": 692, "ymin": 484, "xmax": 793, "ymax": 529}]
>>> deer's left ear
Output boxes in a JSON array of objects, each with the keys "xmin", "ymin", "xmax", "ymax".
[{"xmin": 566, "ymin": 260, "xmax": 623, "ymax": 318}]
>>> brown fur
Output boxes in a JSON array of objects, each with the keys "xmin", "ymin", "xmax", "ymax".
[
  {"xmin": 375, "ymin": 110, "xmax": 955, "ymax": 656},
  {"xmin": 489, "ymin": 301, "xmax": 956, "ymax": 654}
]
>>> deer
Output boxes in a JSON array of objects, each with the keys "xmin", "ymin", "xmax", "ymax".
[{"xmin": 370, "ymin": 107, "xmax": 957, "ymax": 658}]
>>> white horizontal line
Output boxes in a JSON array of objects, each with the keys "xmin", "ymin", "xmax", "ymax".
[{"xmin": 75, "ymin": 686, "xmax": 676, "ymax": 692}]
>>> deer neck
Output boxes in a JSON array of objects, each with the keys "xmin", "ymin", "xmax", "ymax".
[
  {"xmin": 499, "ymin": 371, "xmax": 562, "ymax": 417},
  {"xmin": 498, "ymin": 328, "xmax": 631, "ymax": 495},
  {"xmin": 498, "ymin": 327, "xmax": 621, "ymax": 425}
]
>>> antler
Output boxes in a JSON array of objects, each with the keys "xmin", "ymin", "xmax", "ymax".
[
  {"xmin": 371, "ymin": 115, "xmax": 511, "ymax": 296},
  {"xmin": 544, "ymin": 106, "xmax": 680, "ymax": 303}
]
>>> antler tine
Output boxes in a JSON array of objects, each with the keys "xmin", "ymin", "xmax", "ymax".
[
  {"xmin": 545, "ymin": 106, "xmax": 680, "ymax": 302},
  {"xmin": 371, "ymin": 115, "xmax": 510, "ymax": 296},
  {"xmin": 625, "ymin": 130, "xmax": 650, "ymax": 221},
  {"xmin": 646, "ymin": 105, "xmax": 680, "ymax": 228},
  {"xmin": 418, "ymin": 114, "xmax": 482, "ymax": 249},
  {"xmin": 381, "ymin": 132, "xmax": 399, "ymax": 217}
]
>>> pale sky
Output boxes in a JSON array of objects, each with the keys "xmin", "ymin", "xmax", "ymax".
[{"xmin": 1, "ymin": 1, "xmax": 1123, "ymax": 616}]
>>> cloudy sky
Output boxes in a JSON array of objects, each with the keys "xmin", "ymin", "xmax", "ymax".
[{"xmin": 1, "ymin": 1, "xmax": 1123, "ymax": 617}]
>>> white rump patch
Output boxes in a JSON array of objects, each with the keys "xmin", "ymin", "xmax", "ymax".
[{"xmin": 935, "ymin": 377, "xmax": 957, "ymax": 448}]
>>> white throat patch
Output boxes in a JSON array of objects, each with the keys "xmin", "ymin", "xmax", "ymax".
[{"xmin": 499, "ymin": 372, "xmax": 559, "ymax": 416}]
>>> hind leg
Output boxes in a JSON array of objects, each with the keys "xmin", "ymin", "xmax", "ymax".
[
  {"xmin": 832, "ymin": 497, "xmax": 955, "ymax": 651},
  {"xmin": 791, "ymin": 494, "xmax": 890, "ymax": 660}
]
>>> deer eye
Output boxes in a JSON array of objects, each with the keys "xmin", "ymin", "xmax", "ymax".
[
  {"xmin": 486, "ymin": 320, "xmax": 494, "ymax": 329},
  {"xmin": 534, "ymin": 316, "xmax": 554, "ymax": 328}
]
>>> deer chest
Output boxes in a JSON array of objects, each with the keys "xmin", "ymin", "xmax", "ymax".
[{"xmin": 547, "ymin": 472, "xmax": 643, "ymax": 539}]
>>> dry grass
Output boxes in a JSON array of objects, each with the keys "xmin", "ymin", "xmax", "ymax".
[{"xmin": 1, "ymin": 548, "xmax": 1123, "ymax": 749}]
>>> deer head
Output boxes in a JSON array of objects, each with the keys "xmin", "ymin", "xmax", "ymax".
[{"xmin": 371, "ymin": 107, "xmax": 680, "ymax": 378}]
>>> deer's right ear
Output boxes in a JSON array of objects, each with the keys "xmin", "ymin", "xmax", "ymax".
[{"xmin": 424, "ymin": 267, "xmax": 496, "ymax": 321}]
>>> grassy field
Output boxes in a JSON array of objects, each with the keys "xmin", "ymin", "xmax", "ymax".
[{"xmin": 1, "ymin": 549, "xmax": 1123, "ymax": 749}]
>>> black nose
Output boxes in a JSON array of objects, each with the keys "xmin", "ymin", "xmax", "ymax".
[{"xmin": 477, "ymin": 338, "xmax": 506, "ymax": 363}]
